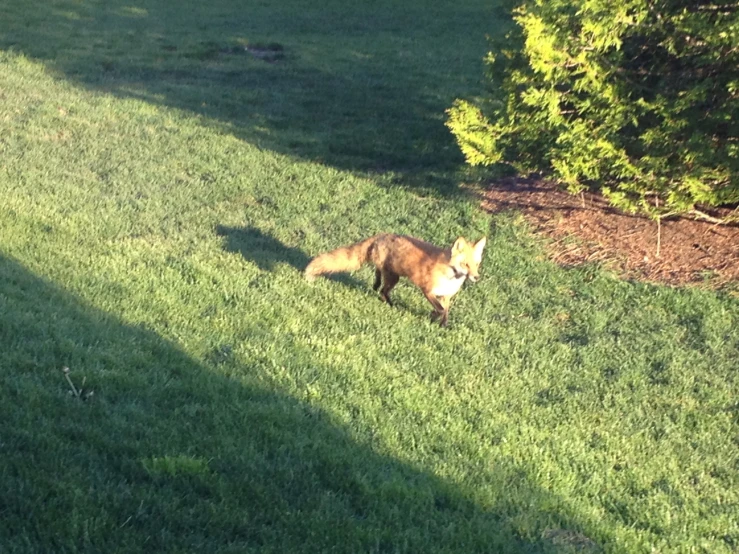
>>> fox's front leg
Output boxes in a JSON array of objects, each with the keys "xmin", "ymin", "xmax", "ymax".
[
  {"xmin": 436, "ymin": 296, "xmax": 451, "ymax": 327},
  {"xmin": 424, "ymin": 293, "xmax": 450, "ymax": 327}
]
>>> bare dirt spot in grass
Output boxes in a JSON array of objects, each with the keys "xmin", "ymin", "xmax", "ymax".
[
  {"xmin": 220, "ymin": 43, "xmax": 285, "ymax": 63},
  {"xmin": 542, "ymin": 528, "xmax": 600, "ymax": 553},
  {"xmin": 481, "ymin": 177, "xmax": 739, "ymax": 288}
]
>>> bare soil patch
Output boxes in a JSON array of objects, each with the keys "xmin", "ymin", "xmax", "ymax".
[
  {"xmin": 220, "ymin": 43, "xmax": 285, "ymax": 63},
  {"xmin": 481, "ymin": 177, "xmax": 739, "ymax": 288}
]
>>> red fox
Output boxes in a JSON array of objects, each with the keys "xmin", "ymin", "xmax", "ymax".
[{"xmin": 305, "ymin": 234, "xmax": 486, "ymax": 326}]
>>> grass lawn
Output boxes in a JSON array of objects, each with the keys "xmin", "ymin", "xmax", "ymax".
[{"xmin": 1, "ymin": 1, "xmax": 738, "ymax": 552}]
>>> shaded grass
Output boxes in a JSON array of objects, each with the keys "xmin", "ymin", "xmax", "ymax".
[
  {"xmin": 1, "ymin": 1, "xmax": 739, "ymax": 553},
  {"xmin": 1, "ymin": 254, "xmax": 554, "ymax": 554}
]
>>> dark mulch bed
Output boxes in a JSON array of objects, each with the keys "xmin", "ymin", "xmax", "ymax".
[{"xmin": 481, "ymin": 177, "xmax": 739, "ymax": 288}]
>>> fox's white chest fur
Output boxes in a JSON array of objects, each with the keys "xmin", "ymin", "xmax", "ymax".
[{"xmin": 430, "ymin": 270, "xmax": 466, "ymax": 297}]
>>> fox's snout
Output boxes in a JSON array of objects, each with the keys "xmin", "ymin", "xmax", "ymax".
[{"xmin": 467, "ymin": 274, "xmax": 479, "ymax": 283}]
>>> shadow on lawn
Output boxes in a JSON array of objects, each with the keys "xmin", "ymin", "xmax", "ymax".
[
  {"xmin": 0, "ymin": 0, "xmax": 493, "ymax": 196},
  {"xmin": 216, "ymin": 225, "xmax": 312, "ymax": 272},
  {"xmin": 0, "ymin": 254, "xmax": 603, "ymax": 553},
  {"xmin": 216, "ymin": 224, "xmax": 367, "ymax": 291}
]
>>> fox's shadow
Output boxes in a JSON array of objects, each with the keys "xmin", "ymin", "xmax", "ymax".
[
  {"xmin": 217, "ymin": 225, "xmax": 310, "ymax": 272},
  {"xmin": 216, "ymin": 225, "xmax": 367, "ymax": 290}
]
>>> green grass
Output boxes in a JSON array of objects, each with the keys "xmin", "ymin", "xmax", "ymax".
[{"xmin": 1, "ymin": 1, "xmax": 738, "ymax": 553}]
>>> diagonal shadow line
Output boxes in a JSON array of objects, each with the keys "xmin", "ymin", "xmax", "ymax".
[
  {"xmin": 0, "ymin": 251, "xmax": 598, "ymax": 552},
  {"xmin": 0, "ymin": 0, "xmax": 491, "ymax": 197}
]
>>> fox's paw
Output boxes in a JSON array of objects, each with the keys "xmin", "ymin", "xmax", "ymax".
[{"xmin": 430, "ymin": 311, "xmax": 448, "ymax": 327}]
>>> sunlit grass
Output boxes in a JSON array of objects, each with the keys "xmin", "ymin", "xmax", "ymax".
[{"xmin": 1, "ymin": 1, "xmax": 738, "ymax": 553}]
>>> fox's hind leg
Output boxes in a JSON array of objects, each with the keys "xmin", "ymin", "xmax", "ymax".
[
  {"xmin": 379, "ymin": 270, "xmax": 399, "ymax": 306},
  {"xmin": 373, "ymin": 269, "xmax": 382, "ymax": 292}
]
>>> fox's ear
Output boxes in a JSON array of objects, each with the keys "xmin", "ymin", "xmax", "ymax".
[
  {"xmin": 452, "ymin": 237, "xmax": 467, "ymax": 253},
  {"xmin": 473, "ymin": 237, "xmax": 487, "ymax": 262}
]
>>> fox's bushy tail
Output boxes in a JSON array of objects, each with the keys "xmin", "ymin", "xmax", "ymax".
[{"xmin": 304, "ymin": 236, "xmax": 377, "ymax": 281}]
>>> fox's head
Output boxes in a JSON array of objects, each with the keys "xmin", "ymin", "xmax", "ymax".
[{"xmin": 450, "ymin": 237, "xmax": 487, "ymax": 283}]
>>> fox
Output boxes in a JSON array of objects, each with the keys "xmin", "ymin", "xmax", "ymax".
[{"xmin": 304, "ymin": 234, "xmax": 486, "ymax": 326}]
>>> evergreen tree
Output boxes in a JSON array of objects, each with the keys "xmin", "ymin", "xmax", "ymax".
[{"xmin": 448, "ymin": 0, "xmax": 738, "ymax": 220}]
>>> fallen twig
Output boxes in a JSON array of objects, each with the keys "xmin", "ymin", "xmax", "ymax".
[
  {"xmin": 62, "ymin": 367, "xmax": 94, "ymax": 400},
  {"xmin": 690, "ymin": 209, "xmax": 732, "ymax": 225}
]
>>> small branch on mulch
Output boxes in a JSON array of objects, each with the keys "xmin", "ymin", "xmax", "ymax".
[
  {"xmin": 689, "ymin": 208, "xmax": 735, "ymax": 225},
  {"xmin": 586, "ymin": 249, "xmax": 613, "ymax": 262}
]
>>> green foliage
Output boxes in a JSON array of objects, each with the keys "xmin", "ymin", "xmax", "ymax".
[{"xmin": 448, "ymin": 0, "xmax": 739, "ymax": 219}]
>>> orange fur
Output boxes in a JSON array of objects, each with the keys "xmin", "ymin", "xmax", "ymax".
[{"xmin": 305, "ymin": 234, "xmax": 486, "ymax": 326}]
